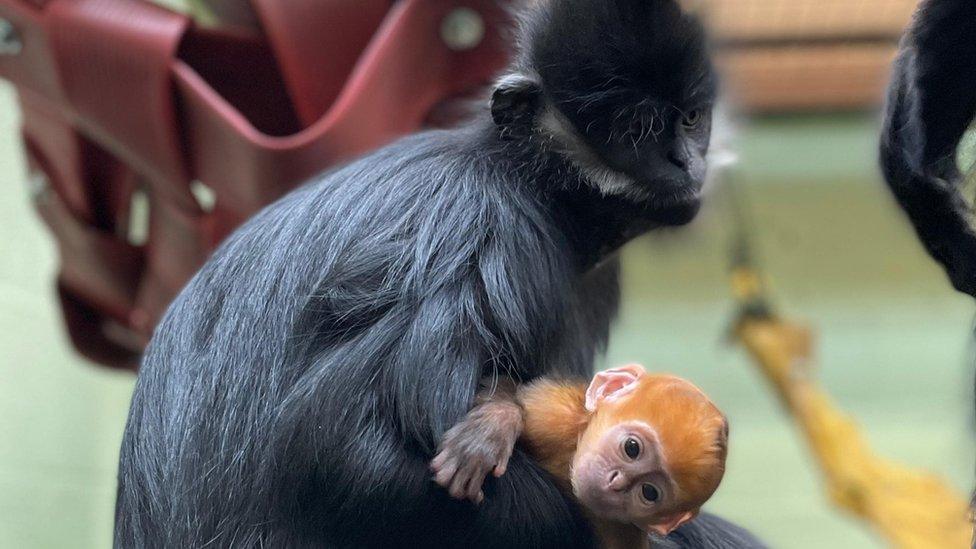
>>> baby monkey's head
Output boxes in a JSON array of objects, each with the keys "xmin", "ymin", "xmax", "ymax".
[{"xmin": 571, "ymin": 365, "xmax": 728, "ymax": 536}]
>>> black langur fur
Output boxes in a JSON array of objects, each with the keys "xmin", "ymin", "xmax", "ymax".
[
  {"xmin": 880, "ymin": 0, "xmax": 976, "ymax": 298},
  {"xmin": 881, "ymin": 0, "xmax": 976, "ymax": 516},
  {"xmin": 115, "ymin": 1, "xmax": 764, "ymax": 547}
]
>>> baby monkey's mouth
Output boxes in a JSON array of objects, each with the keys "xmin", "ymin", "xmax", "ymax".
[{"xmin": 573, "ymin": 467, "xmax": 633, "ymax": 521}]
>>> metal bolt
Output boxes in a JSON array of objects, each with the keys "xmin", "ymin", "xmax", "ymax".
[
  {"xmin": 440, "ymin": 8, "xmax": 484, "ymax": 51},
  {"xmin": 0, "ymin": 19, "xmax": 22, "ymax": 56},
  {"xmin": 27, "ymin": 171, "xmax": 49, "ymax": 202},
  {"xmin": 190, "ymin": 180, "xmax": 216, "ymax": 213},
  {"xmin": 127, "ymin": 188, "xmax": 149, "ymax": 246}
]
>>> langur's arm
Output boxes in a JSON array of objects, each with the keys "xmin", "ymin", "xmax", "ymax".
[
  {"xmin": 430, "ymin": 378, "xmax": 524, "ymax": 504},
  {"xmin": 517, "ymin": 378, "xmax": 590, "ymax": 479},
  {"xmin": 880, "ymin": 0, "xmax": 976, "ymax": 297}
]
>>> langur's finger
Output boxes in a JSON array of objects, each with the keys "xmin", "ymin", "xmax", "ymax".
[
  {"xmin": 475, "ymin": 490, "xmax": 485, "ymax": 505},
  {"xmin": 434, "ymin": 458, "xmax": 459, "ymax": 488},
  {"xmin": 452, "ymin": 461, "xmax": 478, "ymax": 498},
  {"xmin": 464, "ymin": 470, "xmax": 485, "ymax": 502},
  {"xmin": 458, "ymin": 461, "xmax": 488, "ymax": 502},
  {"xmin": 430, "ymin": 452, "xmax": 447, "ymax": 471},
  {"xmin": 493, "ymin": 449, "xmax": 512, "ymax": 477},
  {"xmin": 448, "ymin": 470, "xmax": 470, "ymax": 500}
]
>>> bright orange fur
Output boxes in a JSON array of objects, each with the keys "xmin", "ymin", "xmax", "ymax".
[
  {"xmin": 518, "ymin": 378, "xmax": 592, "ymax": 483},
  {"xmin": 516, "ymin": 372, "xmax": 728, "ymax": 545},
  {"xmin": 598, "ymin": 374, "xmax": 728, "ymax": 505}
]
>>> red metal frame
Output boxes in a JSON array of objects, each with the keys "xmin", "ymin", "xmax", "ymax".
[{"xmin": 0, "ymin": 0, "xmax": 510, "ymax": 368}]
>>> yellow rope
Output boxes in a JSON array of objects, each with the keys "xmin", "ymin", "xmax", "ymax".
[{"xmin": 730, "ymin": 267, "xmax": 972, "ymax": 549}]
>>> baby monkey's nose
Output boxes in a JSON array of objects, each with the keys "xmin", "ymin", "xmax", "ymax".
[{"xmin": 608, "ymin": 471, "xmax": 628, "ymax": 491}]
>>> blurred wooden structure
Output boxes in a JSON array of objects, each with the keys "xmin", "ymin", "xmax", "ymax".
[
  {"xmin": 190, "ymin": 0, "xmax": 920, "ymax": 113},
  {"xmin": 191, "ymin": 0, "xmax": 919, "ymax": 114},
  {"xmin": 702, "ymin": 0, "xmax": 920, "ymax": 112}
]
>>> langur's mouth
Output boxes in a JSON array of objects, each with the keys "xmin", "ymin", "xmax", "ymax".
[
  {"xmin": 635, "ymin": 188, "xmax": 703, "ymax": 225},
  {"xmin": 639, "ymin": 175, "xmax": 703, "ymax": 201},
  {"xmin": 625, "ymin": 172, "xmax": 702, "ymax": 203},
  {"xmin": 648, "ymin": 188, "xmax": 702, "ymax": 207}
]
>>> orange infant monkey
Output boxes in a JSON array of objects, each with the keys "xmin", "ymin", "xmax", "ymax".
[{"xmin": 431, "ymin": 364, "xmax": 728, "ymax": 548}]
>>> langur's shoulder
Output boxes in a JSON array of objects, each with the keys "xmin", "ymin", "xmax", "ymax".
[{"xmin": 518, "ymin": 378, "xmax": 588, "ymax": 411}]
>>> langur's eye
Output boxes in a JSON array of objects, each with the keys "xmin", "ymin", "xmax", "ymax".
[
  {"xmin": 640, "ymin": 483, "xmax": 660, "ymax": 503},
  {"xmin": 681, "ymin": 109, "xmax": 703, "ymax": 128},
  {"xmin": 623, "ymin": 437, "xmax": 641, "ymax": 459}
]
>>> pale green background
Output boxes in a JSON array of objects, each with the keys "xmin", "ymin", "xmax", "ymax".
[{"xmin": 0, "ymin": 79, "xmax": 972, "ymax": 548}]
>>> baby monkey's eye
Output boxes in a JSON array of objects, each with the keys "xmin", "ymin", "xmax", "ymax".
[
  {"xmin": 640, "ymin": 483, "xmax": 660, "ymax": 503},
  {"xmin": 681, "ymin": 109, "xmax": 703, "ymax": 129},
  {"xmin": 623, "ymin": 437, "xmax": 641, "ymax": 459}
]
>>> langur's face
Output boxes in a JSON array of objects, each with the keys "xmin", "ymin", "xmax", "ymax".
[
  {"xmin": 557, "ymin": 97, "xmax": 713, "ymax": 208},
  {"xmin": 528, "ymin": 0, "xmax": 717, "ymax": 220},
  {"xmin": 572, "ymin": 369, "xmax": 728, "ymax": 536},
  {"xmin": 571, "ymin": 420, "xmax": 697, "ymax": 535}
]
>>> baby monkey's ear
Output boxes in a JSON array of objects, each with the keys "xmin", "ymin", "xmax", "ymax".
[
  {"xmin": 491, "ymin": 72, "xmax": 543, "ymax": 129},
  {"xmin": 647, "ymin": 510, "xmax": 697, "ymax": 537},
  {"xmin": 717, "ymin": 416, "xmax": 730, "ymax": 455},
  {"xmin": 585, "ymin": 364, "xmax": 646, "ymax": 412}
]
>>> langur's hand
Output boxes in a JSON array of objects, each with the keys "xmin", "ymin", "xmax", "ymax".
[{"xmin": 430, "ymin": 400, "xmax": 523, "ymax": 505}]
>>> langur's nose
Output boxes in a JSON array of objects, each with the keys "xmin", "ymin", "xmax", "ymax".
[
  {"xmin": 667, "ymin": 149, "xmax": 688, "ymax": 170},
  {"xmin": 641, "ymin": 147, "xmax": 691, "ymax": 184},
  {"xmin": 608, "ymin": 471, "xmax": 628, "ymax": 491}
]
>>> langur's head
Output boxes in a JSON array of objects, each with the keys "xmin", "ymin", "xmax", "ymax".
[
  {"xmin": 491, "ymin": 0, "xmax": 715, "ymax": 222},
  {"xmin": 571, "ymin": 365, "xmax": 728, "ymax": 536}
]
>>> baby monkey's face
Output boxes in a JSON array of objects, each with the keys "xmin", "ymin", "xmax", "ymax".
[
  {"xmin": 572, "ymin": 420, "xmax": 687, "ymax": 532},
  {"xmin": 572, "ymin": 368, "xmax": 728, "ymax": 536}
]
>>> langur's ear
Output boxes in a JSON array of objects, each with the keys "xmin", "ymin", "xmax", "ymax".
[
  {"xmin": 717, "ymin": 416, "xmax": 730, "ymax": 454},
  {"xmin": 647, "ymin": 510, "xmax": 697, "ymax": 536},
  {"xmin": 491, "ymin": 72, "xmax": 543, "ymax": 129},
  {"xmin": 585, "ymin": 364, "xmax": 645, "ymax": 412}
]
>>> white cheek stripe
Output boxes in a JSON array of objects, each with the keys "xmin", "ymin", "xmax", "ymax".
[{"xmin": 538, "ymin": 106, "xmax": 647, "ymax": 200}]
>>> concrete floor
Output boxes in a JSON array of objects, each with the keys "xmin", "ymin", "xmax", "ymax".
[{"xmin": 0, "ymin": 78, "xmax": 973, "ymax": 548}]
